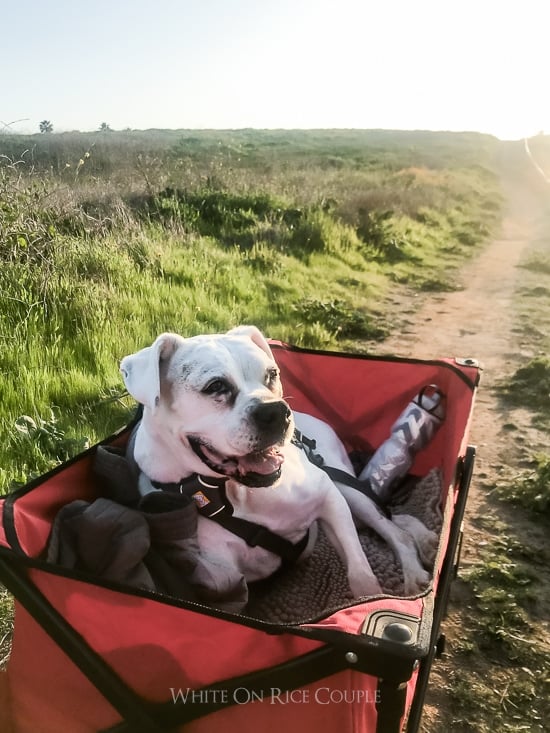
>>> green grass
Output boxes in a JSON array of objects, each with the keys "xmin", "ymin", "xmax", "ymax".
[
  {"xmin": 494, "ymin": 455, "xmax": 550, "ymax": 519},
  {"xmin": 0, "ymin": 587, "xmax": 13, "ymax": 668}
]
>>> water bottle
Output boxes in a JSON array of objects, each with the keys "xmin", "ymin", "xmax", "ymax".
[{"xmin": 359, "ymin": 384, "xmax": 446, "ymax": 502}]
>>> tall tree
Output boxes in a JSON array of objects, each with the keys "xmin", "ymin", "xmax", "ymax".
[{"xmin": 39, "ymin": 120, "xmax": 53, "ymax": 133}]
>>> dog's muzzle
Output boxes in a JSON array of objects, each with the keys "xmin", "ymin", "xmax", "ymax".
[
  {"xmin": 188, "ymin": 400, "xmax": 291, "ymax": 488},
  {"xmin": 188, "ymin": 437, "xmax": 285, "ymax": 488}
]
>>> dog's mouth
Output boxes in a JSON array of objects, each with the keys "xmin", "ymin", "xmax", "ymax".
[{"xmin": 188, "ymin": 436, "xmax": 284, "ymax": 488}]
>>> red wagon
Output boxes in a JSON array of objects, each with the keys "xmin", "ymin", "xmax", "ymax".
[{"xmin": 0, "ymin": 342, "xmax": 479, "ymax": 732}]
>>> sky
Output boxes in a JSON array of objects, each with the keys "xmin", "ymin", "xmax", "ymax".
[{"xmin": 1, "ymin": 0, "xmax": 548, "ymax": 140}]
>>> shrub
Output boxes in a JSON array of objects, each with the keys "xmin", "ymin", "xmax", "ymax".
[{"xmin": 355, "ymin": 209, "xmax": 412, "ymax": 263}]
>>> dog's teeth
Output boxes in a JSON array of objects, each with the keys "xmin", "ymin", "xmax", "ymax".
[{"xmin": 238, "ymin": 448, "xmax": 284, "ymax": 476}]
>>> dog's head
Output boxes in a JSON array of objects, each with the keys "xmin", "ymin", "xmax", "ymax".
[{"xmin": 120, "ymin": 326, "xmax": 293, "ymax": 486}]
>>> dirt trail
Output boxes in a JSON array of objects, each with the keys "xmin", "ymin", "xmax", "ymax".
[{"xmin": 369, "ymin": 144, "xmax": 550, "ymax": 729}]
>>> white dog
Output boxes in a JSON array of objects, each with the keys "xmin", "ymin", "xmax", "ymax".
[{"xmin": 120, "ymin": 326, "xmax": 436, "ymax": 602}]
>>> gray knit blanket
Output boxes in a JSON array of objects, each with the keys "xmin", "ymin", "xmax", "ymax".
[{"xmin": 244, "ymin": 469, "xmax": 443, "ymax": 624}]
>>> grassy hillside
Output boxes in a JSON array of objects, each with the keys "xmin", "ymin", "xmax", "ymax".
[{"xmin": 0, "ymin": 128, "xmax": 502, "ymax": 491}]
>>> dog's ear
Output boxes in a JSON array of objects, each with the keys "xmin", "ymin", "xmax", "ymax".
[
  {"xmin": 120, "ymin": 333, "xmax": 183, "ymax": 409},
  {"xmin": 227, "ymin": 325, "xmax": 274, "ymax": 359}
]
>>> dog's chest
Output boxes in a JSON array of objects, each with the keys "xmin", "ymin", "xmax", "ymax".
[{"xmin": 225, "ymin": 446, "xmax": 325, "ymax": 534}]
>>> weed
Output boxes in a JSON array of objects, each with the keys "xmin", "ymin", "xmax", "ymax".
[
  {"xmin": 520, "ymin": 251, "xmax": 550, "ymax": 275},
  {"xmin": 498, "ymin": 357, "xmax": 550, "ymax": 413},
  {"xmin": 286, "ymin": 209, "xmax": 362, "ymax": 259},
  {"xmin": 0, "ymin": 588, "xmax": 13, "ymax": 668},
  {"xmin": 240, "ymin": 243, "xmax": 283, "ymax": 274},
  {"xmin": 147, "ymin": 187, "xmax": 284, "ymax": 240},
  {"xmin": 450, "ymin": 535, "xmax": 550, "ymax": 730},
  {"xmin": 292, "ymin": 298, "xmax": 387, "ymax": 340},
  {"xmin": 519, "ymin": 285, "xmax": 550, "ymax": 298},
  {"xmin": 419, "ymin": 277, "xmax": 464, "ymax": 292},
  {"xmin": 0, "ymin": 158, "xmax": 58, "ymax": 264},
  {"xmin": 448, "ymin": 664, "xmax": 549, "ymax": 732},
  {"xmin": 494, "ymin": 454, "xmax": 550, "ymax": 519},
  {"xmin": 354, "ymin": 209, "xmax": 413, "ymax": 263},
  {"xmin": 14, "ymin": 411, "xmax": 90, "ymax": 467}
]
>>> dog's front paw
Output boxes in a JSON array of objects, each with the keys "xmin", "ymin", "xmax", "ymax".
[
  {"xmin": 348, "ymin": 569, "xmax": 383, "ymax": 599},
  {"xmin": 393, "ymin": 514, "xmax": 439, "ymax": 569},
  {"xmin": 401, "ymin": 562, "xmax": 431, "ymax": 596},
  {"xmin": 416, "ymin": 528, "xmax": 439, "ymax": 569}
]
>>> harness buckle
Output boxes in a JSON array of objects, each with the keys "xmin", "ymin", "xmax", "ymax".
[{"xmin": 292, "ymin": 429, "xmax": 325, "ymax": 467}]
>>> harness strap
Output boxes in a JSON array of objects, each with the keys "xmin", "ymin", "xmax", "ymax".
[
  {"xmin": 211, "ymin": 514, "xmax": 310, "ymax": 566},
  {"xmin": 293, "ymin": 429, "xmax": 391, "ymax": 518},
  {"xmin": 151, "ymin": 474, "xmax": 309, "ymax": 564}
]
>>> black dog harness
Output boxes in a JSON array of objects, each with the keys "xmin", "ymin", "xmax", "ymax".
[
  {"xmin": 150, "ymin": 472, "xmax": 310, "ymax": 566},
  {"xmin": 148, "ymin": 429, "xmax": 389, "ymax": 566}
]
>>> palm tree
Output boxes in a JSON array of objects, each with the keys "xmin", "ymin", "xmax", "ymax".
[
  {"xmin": 98, "ymin": 122, "xmax": 112, "ymax": 132},
  {"xmin": 39, "ymin": 120, "xmax": 53, "ymax": 133}
]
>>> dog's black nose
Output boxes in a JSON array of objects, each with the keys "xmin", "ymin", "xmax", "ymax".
[{"xmin": 251, "ymin": 401, "xmax": 291, "ymax": 432}]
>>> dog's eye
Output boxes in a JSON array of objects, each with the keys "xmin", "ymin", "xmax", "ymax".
[
  {"xmin": 265, "ymin": 368, "xmax": 279, "ymax": 387},
  {"xmin": 203, "ymin": 379, "xmax": 231, "ymax": 396}
]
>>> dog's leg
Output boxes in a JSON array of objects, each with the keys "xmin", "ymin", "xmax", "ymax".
[
  {"xmin": 392, "ymin": 514, "xmax": 439, "ymax": 569},
  {"xmin": 336, "ymin": 484, "xmax": 431, "ymax": 595},
  {"xmin": 317, "ymin": 477, "xmax": 382, "ymax": 597},
  {"xmin": 294, "ymin": 413, "xmax": 430, "ymax": 594}
]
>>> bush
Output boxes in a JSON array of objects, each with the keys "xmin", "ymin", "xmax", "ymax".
[
  {"xmin": 355, "ymin": 209, "xmax": 412, "ymax": 263},
  {"xmin": 285, "ymin": 209, "xmax": 361, "ymax": 257}
]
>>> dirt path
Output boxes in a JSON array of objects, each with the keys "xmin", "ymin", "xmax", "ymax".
[{"xmin": 369, "ymin": 143, "xmax": 550, "ymax": 729}]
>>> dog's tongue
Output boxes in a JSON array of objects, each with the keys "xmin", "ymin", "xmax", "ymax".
[
  {"xmin": 199, "ymin": 443, "xmax": 284, "ymax": 477},
  {"xmin": 237, "ymin": 447, "xmax": 284, "ymax": 476}
]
